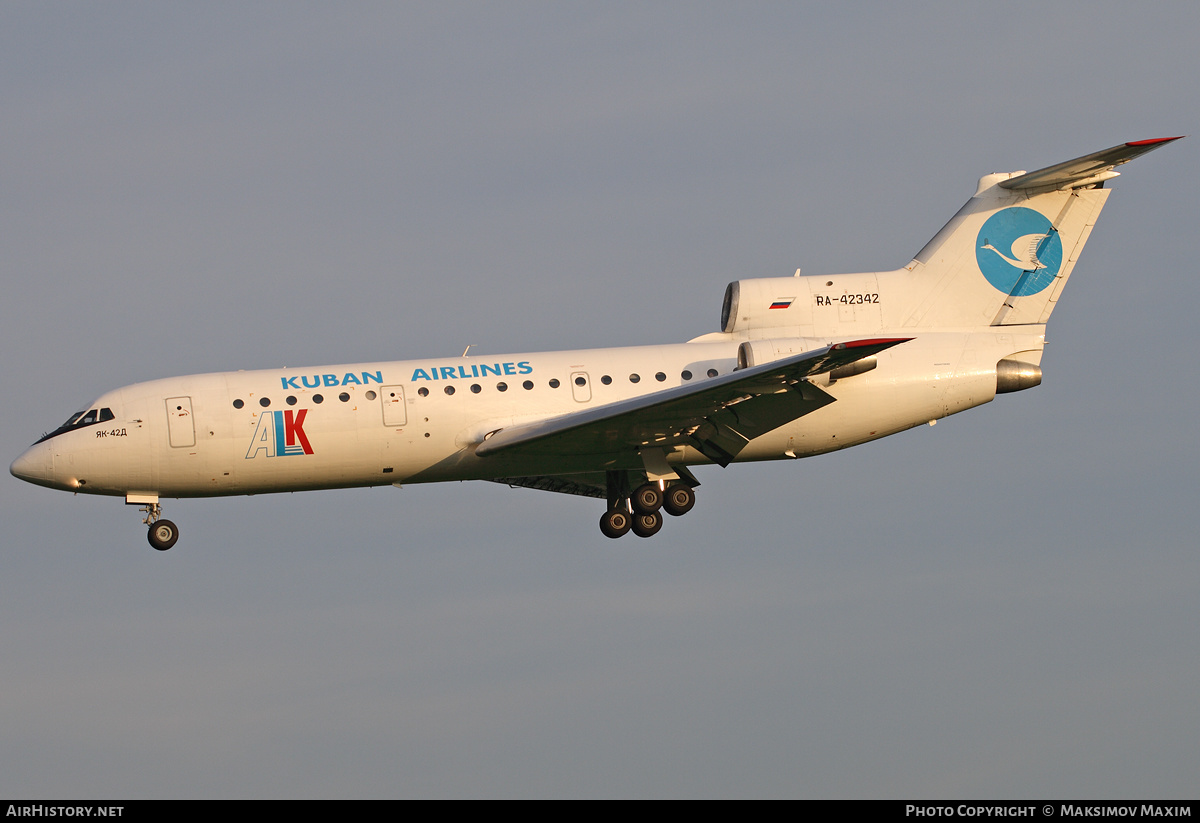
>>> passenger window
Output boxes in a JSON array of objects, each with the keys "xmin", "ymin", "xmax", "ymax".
[
  {"xmin": 681, "ymin": 370, "xmax": 693, "ymax": 380},
  {"xmin": 232, "ymin": 399, "xmax": 244, "ymax": 409},
  {"xmin": 417, "ymin": 387, "xmax": 429, "ymax": 397},
  {"xmin": 601, "ymin": 375, "xmax": 612, "ymax": 385},
  {"xmin": 549, "ymin": 379, "xmax": 560, "ymax": 388},
  {"xmin": 655, "ymin": 372, "xmax": 666, "ymax": 382},
  {"xmin": 629, "ymin": 374, "xmax": 640, "ymax": 383}
]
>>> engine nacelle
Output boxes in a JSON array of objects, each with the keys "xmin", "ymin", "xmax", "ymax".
[
  {"xmin": 721, "ymin": 271, "xmax": 885, "ymax": 338},
  {"xmin": 723, "ymin": 279, "xmax": 817, "ymax": 334},
  {"xmin": 736, "ymin": 338, "xmax": 822, "ymax": 369}
]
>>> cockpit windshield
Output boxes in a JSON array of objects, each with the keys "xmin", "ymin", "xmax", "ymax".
[{"xmin": 36, "ymin": 407, "xmax": 116, "ymax": 444}]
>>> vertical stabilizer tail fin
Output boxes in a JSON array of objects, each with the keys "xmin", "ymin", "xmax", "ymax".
[{"xmin": 899, "ymin": 137, "xmax": 1181, "ymax": 329}]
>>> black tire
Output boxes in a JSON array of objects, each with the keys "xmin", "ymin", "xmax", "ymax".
[
  {"xmin": 599, "ymin": 508, "xmax": 632, "ymax": 539},
  {"xmin": 631, "ymin": 483, "xmax": 663, "ymax": 514},
  {"xmin": 662, "ymin": 484, "xmax": 696, "ymax": 517},
  {"xmin": 631, "ymin": 511, "xmax": 663, "ymax": 538},
  {"xmin": 147, "ymin": 519, "xmax": 179, "ymax": 551}
]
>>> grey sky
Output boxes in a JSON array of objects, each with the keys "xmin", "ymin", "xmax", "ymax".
[{"xmin": 2, "ymin": 3, "xmax": 1197, "ymax": 797}]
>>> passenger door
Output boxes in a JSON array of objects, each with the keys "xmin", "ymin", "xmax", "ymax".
[
  {"xmin": 165, "ymin": 397, "xmax": 195, "ymax": 448},
  {"xmin": 381, "ymin": 386, "xmax": 407, "ymax": 427}
]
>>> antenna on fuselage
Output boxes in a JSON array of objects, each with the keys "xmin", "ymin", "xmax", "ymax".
[{"xmin": 462, "ymin": 344, "xmax": 476, "ymax": 357}]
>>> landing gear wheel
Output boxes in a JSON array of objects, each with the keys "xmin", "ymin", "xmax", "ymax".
[
  {"xmin": 148, "ymin": 519, "xmax": 179, "ymax": 551},
  {"xmin": 662, "ymin": 484, "xmax": 696, "ymax": 517},
  {"xmin": 631, "ymin": 483, "xmax": 663, "ymax": 514},
  {"xmin": 600, "ymin": 508, "xmax": 633, "ymax": 539},
  {"xmin": 631, "ymin": 511, "xmax": 663, "ymax": 538}
]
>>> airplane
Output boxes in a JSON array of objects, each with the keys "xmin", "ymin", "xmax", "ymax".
[{"xmin": 10, "ymin": 137, "xmax": 1181, "ymax": 549}]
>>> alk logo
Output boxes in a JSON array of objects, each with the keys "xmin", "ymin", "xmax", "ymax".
[
  {"xmin": 246, "ymin": 409, "xmax": 314, "ymax": 459},
  {"xmin": 975, "ymin": 207, "xmax": 1063, "ymax": 297}
]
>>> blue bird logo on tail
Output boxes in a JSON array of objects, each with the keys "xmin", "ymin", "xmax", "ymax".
[{"xmin": 976, "ymin": 207, "xmax": 1063, "ymax": 296}]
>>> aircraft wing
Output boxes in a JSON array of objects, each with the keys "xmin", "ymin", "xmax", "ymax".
[
  {"xmin": 486, "ymin": 473, "xmax": 609, "ymax": 499},
  {"xmin": 474, "ymin": 337, "xmax": 910, "ymax": 467}
]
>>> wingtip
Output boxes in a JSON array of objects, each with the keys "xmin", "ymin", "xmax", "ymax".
[{"xmin": 1126, "ymin": 136, "xmax": 1184, "ymax": 147}]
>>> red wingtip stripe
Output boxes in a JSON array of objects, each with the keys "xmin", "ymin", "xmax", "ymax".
[{"xmin": 1126, "ymin": 136, "xmax": 1184, "ymax": 146}]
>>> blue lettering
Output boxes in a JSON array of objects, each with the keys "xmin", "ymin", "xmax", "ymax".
[
  {"xmin": 480, "ymin": 363, "xmax": 501, "ymax": 377},
  {"xmin": 289, "ymin": 369, "xmax": 413, "ymax": 387},
  {"xmin": 439, "ymin": 366, "xmax": 457, "ymax": 380},
  {"xmin": 457, "ymin": 365, "xmax": 471, "ymax": 379},
  {"xmin": 503, "ymin": 362, "xmax": 517, "ymax": 375},
  {"xmin": 273, "ymin": 411, "xmax": 288, "ymax": 456},
  {"xmin": 471, "ymin": 364, "xmax": 480, "ymax": 377},
  {"xmin": 517, "ymin": 361, "xmax": 533, "ymax": 374}
]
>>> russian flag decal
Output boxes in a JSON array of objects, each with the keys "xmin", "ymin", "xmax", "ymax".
[{"xmin": 769, "ymin": 298, "xmax": 795, "ymax": 310}]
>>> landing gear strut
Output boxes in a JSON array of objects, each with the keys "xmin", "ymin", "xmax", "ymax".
[{"xmin": 139, "ymin": 502, "xmax": 179, "ymax": 551}]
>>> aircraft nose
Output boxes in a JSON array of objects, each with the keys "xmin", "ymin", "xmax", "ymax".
[{"xmin": 11, "ymin": 442, "xmax": 54, "ymax": 487}]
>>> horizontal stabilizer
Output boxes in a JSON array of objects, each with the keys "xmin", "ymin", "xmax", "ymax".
[{"xmin": 999, "ymin": 137, "xmax": 1182, "ymax": 191}]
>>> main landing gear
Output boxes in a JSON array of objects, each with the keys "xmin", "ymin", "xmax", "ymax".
[
  {"xmin": 599, "ymin": 480, "xmax": 696, "ymax": 539},
  {"xmin": 139, "ymin": 501, "xmax": 179, "ymax": 551}
]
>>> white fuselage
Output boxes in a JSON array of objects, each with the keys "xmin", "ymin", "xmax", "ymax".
[
  {"xmin": 11, "ymin": 328, "xmax": 1043, "ymax": 500},
  {"xmin": 12, "ymin": 138, "xmax": 1175, "ymax": 546}
]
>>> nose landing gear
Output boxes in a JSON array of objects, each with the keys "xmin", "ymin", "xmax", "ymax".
[
  {"xmin": 148, "ymin": 519, "xmax": 180, "ymax": 551},
  {"xmin": 137, "ymin": 501, "xmax": 179, "ymax": 551}
]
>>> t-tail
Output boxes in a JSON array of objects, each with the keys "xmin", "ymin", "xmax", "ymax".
[
  {"xmin": 717, "ymin": 138, "xmax": 1181, "ymax": 340},
  {"xmin": 900, "ymin": 137, "xmax": 1182, "ymax": 328}
]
